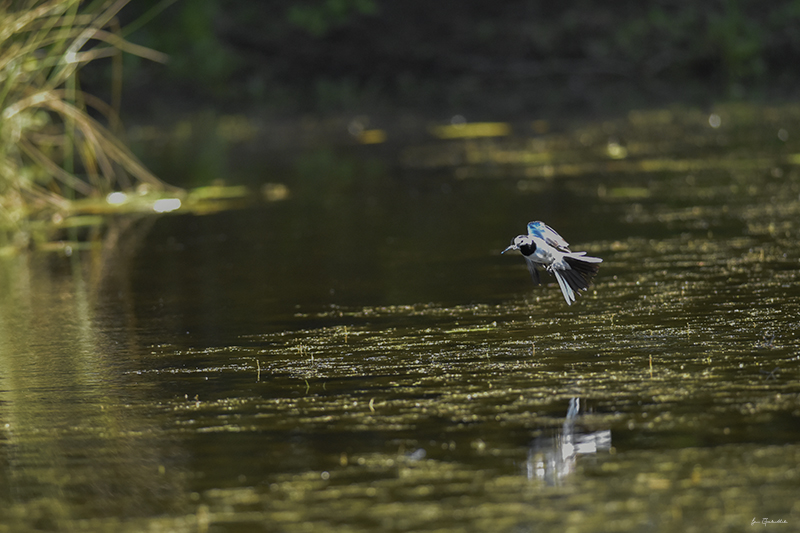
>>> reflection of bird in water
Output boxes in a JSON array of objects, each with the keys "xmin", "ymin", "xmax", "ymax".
[
  {"xmin": 526, "ymin": 398, "xmax": 611, "ymax": 485},
  {"xmin": 503, "ymin": 221, "xmax": 602, "ymax": 305}
]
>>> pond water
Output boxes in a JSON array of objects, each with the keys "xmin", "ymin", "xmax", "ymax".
[{"xmin": 1, "ymin": 106, "xmax": 799, "ymax": 532}]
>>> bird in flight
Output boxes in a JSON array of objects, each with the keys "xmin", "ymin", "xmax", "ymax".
[{"xmin": 502, "ymin": 221, "xmax": 602, "ymax": 305}]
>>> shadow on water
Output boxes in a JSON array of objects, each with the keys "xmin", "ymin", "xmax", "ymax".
[{"xmin": 1, "ymin": 105, "xmax": 800, "ymax": 531}]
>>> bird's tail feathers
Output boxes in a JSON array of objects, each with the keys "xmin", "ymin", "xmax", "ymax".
[
  {"xmin": 562, "ymin": 254, "xmax": 601, "ymax": 293},
  {"xmin": 553, "ymin": 270, "xmax": 576, "ymax": 305},
  {"xmin": 566, "ymin": 251, "xmax": 603, "ymax": 263}
]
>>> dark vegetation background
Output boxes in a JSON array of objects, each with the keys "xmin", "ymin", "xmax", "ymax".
[{"xmin": 109, "ymin": 0, "xmax": 800, "ymax": 122}]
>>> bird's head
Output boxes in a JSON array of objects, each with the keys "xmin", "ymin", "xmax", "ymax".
[{"xmin": 502, "ymin": 234, "xmax": 535, "ymax": 255}]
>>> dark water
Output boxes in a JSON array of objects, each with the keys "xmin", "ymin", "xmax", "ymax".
[{"xmin": 2, "ymin": 107, "xmax": 800, "ymax": 532}]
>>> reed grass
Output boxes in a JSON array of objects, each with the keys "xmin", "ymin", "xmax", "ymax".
[{"xmin": 0, "ymin": 0, "xmax": 176, "ymax": 249}]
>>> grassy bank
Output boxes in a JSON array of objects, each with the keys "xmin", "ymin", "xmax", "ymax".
[{"xmin": 0, "ymin": 0, "xmax": 175, "ymax": 252}]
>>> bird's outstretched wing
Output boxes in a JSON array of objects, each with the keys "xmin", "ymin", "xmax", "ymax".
[
  {"xmin": 527, "ymin": 221, "xmax": 570, "ymax": 251},
  {"xmin": 523, "ymin": 257, "xmax": 541, "ymax": 285}
]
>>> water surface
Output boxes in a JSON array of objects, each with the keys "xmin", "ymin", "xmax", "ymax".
[{"xmin": 1, "ymin": 107, "xmax": 799, "ymax": 532}]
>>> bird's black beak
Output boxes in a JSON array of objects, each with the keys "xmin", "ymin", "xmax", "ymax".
[{"xmin": 501, "ymin": 243, "xmax": 517, "ymax": 254}]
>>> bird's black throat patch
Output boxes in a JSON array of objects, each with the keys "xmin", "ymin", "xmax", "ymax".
[{"xmin": 519, "ymin": 243, "xmax": 537, "ymax": 256}]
